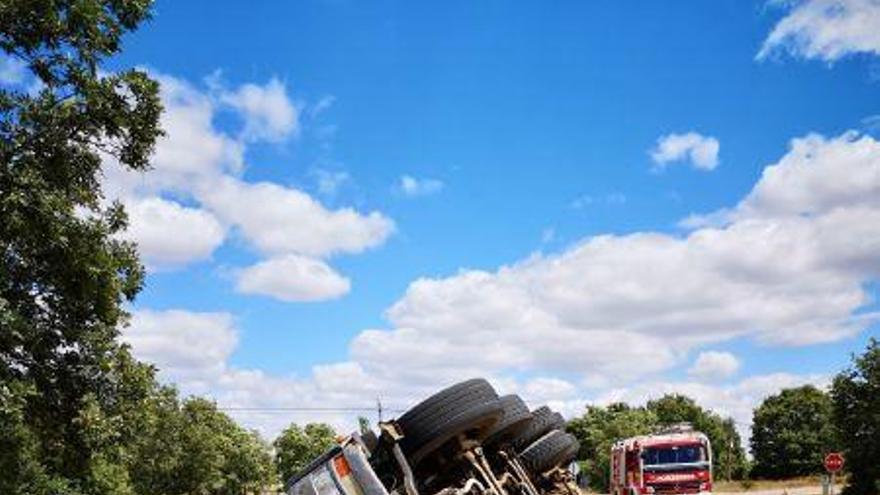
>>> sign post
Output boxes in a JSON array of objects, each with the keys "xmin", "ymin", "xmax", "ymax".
[{"xmin": 824, "ymin": 452, "xmax": 845, "ymax": 495}]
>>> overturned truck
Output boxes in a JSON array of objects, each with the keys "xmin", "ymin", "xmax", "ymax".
[{"xmin": 285, "ymin": 379, "xmax": 580, "ymax": 495}]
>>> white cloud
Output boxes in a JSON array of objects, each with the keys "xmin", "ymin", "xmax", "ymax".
[
  {"xmin": 737, "ymin": 132, "xmax": 880, "ymax": 218},
  {"xmin": 99, "ymin": 71, "xmax": 394, "ymax": 300},
  {"xmin": 152, "ymin": 74, "xmax": 246, "ymax": 189},
  {"xmin": 398, "ymin": 175, "xmax": 444, "ymax": 197},
  {"xmin": 100, "ymin": 74, "xmax": 245, "ymax": 269},
  {"xmin": 126, "ymin": 130, "xmax": 880, "ymax": 439},
  {"xmin": 650, "ymin": 132, "xmax": 720, "ymax": 171},
  {"xmin": 345, "ymin": 130, "xmax": 879, "ymax": 389},
  {"xmin": 120, "ymin": 196, "xmax": 225, "ymax": 268},
  {"xmin": 122, "ymin": 309, "xmax": 461, "ymax": 437},
  {"xmin": 123, "ymin": 309, "xmax": 238, "ymax": 381},
  {"xmin": 236, "ymin": 254, "xmax": 351, "ymax": 302},
  {"xmin": 221, "ymin": 77, "xmax": 299, "ymax": 142},
  {"xmin": 520, "ymin": 377, "xmax": 578, "ymax": 404},
  {"xmin": 758, "ymin": 0, "xmax": 880, "ymax": 62},
  {"xmin": 682, "ymin": 131, "xmax": 880, "ymax": 241},
  {"xmin": 121, "ymin": 309, "xmax": 827, "ymax": 442},
  {"xmin": 688, "ymin": 351, "xmax": 741, "ymax": 381},
  {"xmin": 312, "ymin": 168, "xmax": 351, "ymax": 196},
  {"xmin": 102, "ymin": 73, "xmax": 245, "ymax": 199},
  {"xmin": 678, "ymin": 208, "xmax": 734, "ymax": 230},
  {"xmin": 200, "ymin": 176, "xmax": 394, "ymax": 258}
]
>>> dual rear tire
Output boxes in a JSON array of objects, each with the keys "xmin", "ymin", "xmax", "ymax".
[
  {"xmin": 397, "ymin": 378, "xmax": 503, "ymax": 464},
  {"xmin": 511, "ymin": 406, "xmax": 565, "ymax": 451},
  {"xmin": 519, "ymin": 430, "xmax": 580, "ymax": 475},
  {"xmin": 394, "ymin": 378, "xmax": 578, "ymax": 478},
  {"xmin": 483, "ymin": 395, "xmax": 533, "ymax": 448}
]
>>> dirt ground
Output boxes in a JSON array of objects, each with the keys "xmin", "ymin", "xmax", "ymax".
[
  {"xmin": 715, "ymin": 486, "xmax": 823, "ymax": 495},
  {"xmin": 584, "ymin": 488, "xmax": 824, "ymax": 495},
  {"xmin": 584, "ymin": 477, "xmax": 830, "ymax": 495},
  {"xmin": 713, "ymin": 475, "xmax": 831, "ymax": 495}
]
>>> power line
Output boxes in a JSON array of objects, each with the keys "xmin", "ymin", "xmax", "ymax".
[{"xmin": 218, "ymin": 406, "xmax": 406, "ymax": 414}]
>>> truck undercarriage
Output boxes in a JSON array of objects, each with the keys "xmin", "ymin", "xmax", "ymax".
[{"xmin": 285, "ymin": 379, "xmax": 580, "ymax": 495}]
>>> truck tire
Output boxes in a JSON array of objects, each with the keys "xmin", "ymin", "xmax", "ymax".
[
  {"xmin": 483, "ymin": 395, "xmax": 532, "ymax": 448},
  {"xmin": 397, "ymin": 378, "xmax": 503, "ymax": 464},
  {"xmin": 511, "ymin": 406, "xmax": 565, "ymax": 451},
  {"xmin": 519, "ymin": 430, "xmax": 580, "ymax": 476}
]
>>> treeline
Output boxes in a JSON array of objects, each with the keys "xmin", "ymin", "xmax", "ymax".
[
  {"xmin": 565, "ymin": 339, "xmax": 880, "ymax": 495},
  {"xmin": 0, "ymin": 1, "xmax": 332, "ymax": 493}
]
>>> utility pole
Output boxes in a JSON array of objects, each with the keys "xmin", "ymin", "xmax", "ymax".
[
  {"xmin": 377, "ymin": 397, "xmax": 384, "ymax": 423},
  {"xmin": 727, "ymin": 437, "xmax": 734, "ymax": 481}
]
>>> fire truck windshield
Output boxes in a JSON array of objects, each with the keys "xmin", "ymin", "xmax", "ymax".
[{"xmin": 641, "ymin": 444, "xmax": 707, "ymax": 466}]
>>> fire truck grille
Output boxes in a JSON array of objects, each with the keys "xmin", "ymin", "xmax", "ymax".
[{"xmin": 652, "ymin": 482, "xmax": 702, "ymax": 494}]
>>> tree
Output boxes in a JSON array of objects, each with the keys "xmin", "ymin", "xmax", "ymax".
[
  {"xmin": 719, "ymin": 417, "xmax": 749, "ymax": 481},
  {"xmin": 832, "ymin": 338, "xmax": 880, "ymax": 495},
  {"xmin": 175, "ymin": 398, "xmax": 276, "ymax": 495},
  {"xmin": 750, "ymin": 385, "xmax": 836, "ymax": 479},
  {"xmin": 125, "ymin": 386, "xmax": 187, "ymax": 495},
  {"xmin": 274, "ymin": 422, "xmax": 339, "ymax": 483},
  {"xmin": 1, "ymin": 1, "xmax": 162, "ymax": 492},
  {"xmin": 646, "ymin": 394, "xmax": 748, "ymax": 480},
  {"xmin": 567, "ymin": 403, "xmax": 658, "ymax": 492},
  {"xmin": 358, "ymin": 415, "xmax": 373, "ymax": 436},
  {"xmin": 0, "ymin": 2, "xmax": 283, "ymax": 494},
  {"xmin": 124, "ymin": 393, "xmax": 277, "ymax": 495}
]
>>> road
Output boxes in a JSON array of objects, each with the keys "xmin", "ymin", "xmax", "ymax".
[
  {"xmin": 590, "ymin": 487, "xmax": 824, "ymax": 495},
  {"xmin": 715, "ymin": 486, "xmax": 822, "ymax": 495}
]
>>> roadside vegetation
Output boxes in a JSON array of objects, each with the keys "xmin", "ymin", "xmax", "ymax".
[
  {"xmin": 273, "ymin": 422, "xmax": 338, "ymax": 483},
  {"xmin": 750, "ymin": 385, "xmax": 837, "ymax": 479},
  {"xmin": 1, "ymin": 1, "xmax": 878, "ymax": 495},
  {"xmin": 0, "ymin": 1, "xmax": 332, "ymax": 493},
  {"xmin": 565, "ymin": 342, "xmax": 880, "ymax": 495},
  {"xmin": 830, "ymin": 340, "xmax": 880, "ymax": 495}
]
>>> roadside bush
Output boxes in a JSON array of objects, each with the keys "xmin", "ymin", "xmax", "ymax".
[{"xmin": 832, "ymin": 339, "xmax": 880, "ymax": 495}]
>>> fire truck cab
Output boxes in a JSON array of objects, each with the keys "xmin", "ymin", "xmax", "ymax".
[{"xmin": 610, "ymin": 424, "xmax": 712, "ymax": 495}]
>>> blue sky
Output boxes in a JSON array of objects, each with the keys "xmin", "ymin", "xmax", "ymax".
[{"xmin": 6, "ymin": 0, "xmax": 879, "ymax": 438}]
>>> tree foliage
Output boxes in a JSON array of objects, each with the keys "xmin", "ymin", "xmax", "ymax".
[
  {"xmin": 832, "ymin": 338, "xmax": 880, "ymax": 495},
  {"xmin": 0, "ymin": 2, "xmax": 277, "ymax": 493},
  {"xmin": 750, "ymin": 385, "xmax": 836, "ymax": 479},
  {"xmin": 567, "ymin": 403, "xmax": 658, "ymax": 492},
  {"xmin": 274, "ymin": 422, "xmax": 339, "ymax": 483},
  {"xmin": 123, "ymin": 394, "xmax": 276, "ymax": 495},
  {"xmin": 1, "ymin": 2, "xmax": 161, "ymax": 492}
]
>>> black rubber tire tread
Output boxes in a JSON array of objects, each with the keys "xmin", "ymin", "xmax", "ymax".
[
  {"xmin": 519, "ymin": 430, "xmax": 581, "ymax": 475},
  {"xmin": 397, "ymin": 378, "xmax": 503, "ymax": 464},
  {"xmin": 511, "ymin": 406, "xmax": 565, "ymax": 451},
  {"xmin": 483, "ymin": 395, "xmax": 533, "ymax": 448}
]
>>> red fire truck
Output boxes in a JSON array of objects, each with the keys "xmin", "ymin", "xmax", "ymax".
[{"xmin": 610, "ymin": 424, "xmax": 712, "ymax": 495}]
